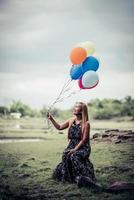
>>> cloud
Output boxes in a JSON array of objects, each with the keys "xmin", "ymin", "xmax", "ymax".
[
  {"xmin": 0, "ymin": 72, "xmax": 71, "ymax": 107},
  {"xmin": 0, "ymin": 0, "xmax": 134, "ymax": 108}
]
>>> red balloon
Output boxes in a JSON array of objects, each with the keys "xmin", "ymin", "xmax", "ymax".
[
  {"xmin": 78, "ymin": 78, "xmax": 99, "ymax": 89},
  {"xmin": 78, "ymin": 78, "xmax": 84, "ymax": 89}
]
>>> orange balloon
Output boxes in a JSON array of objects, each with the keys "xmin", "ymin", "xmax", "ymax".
[{"xmin": 70, "ymin": 47, "xmax": 87, "ymax": 65}]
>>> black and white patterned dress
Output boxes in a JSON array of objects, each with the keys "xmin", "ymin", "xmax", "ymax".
[{"xmin": 52, "ymin": 120, "xmax": 96, "ymax": 184}]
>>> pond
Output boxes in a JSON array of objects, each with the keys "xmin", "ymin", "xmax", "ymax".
[{"xmin": 0, "ymin": 138, "xmax": 45, "ymax": 144}]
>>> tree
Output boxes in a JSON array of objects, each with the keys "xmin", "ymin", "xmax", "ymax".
[
  {"xmin": 0, "ymin": 106, "xmax": 9, "ymax": 116},
  {"xmin": 10, "ymin": 100, "xmax": 34, "ymax": 117}
]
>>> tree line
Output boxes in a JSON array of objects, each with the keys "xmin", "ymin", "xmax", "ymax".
[{"xmin": 0, "ymin": 96, "xmax": 134, "ymax": 120}]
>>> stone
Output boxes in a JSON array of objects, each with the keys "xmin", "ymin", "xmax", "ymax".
[
  {"xmin": 115, "ymin": 140, "xmax": 122, "ymax": 144},
  {"xmin": 107, "ymin": 181, "xmax": 134, "ymax": 192},
  {"xmin": 105, "ymin": 129, "xmax": 119, "ymax": 133},
  {"xmin": 92, "ymin": 133, "xmax": 101, "ymax": 139}
]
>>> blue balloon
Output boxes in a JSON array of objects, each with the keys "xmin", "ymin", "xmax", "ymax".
[
  {"xmin": 70, "ymin": 64, "xmax": 83, "ymax": 80},
  {"xmin": 82, "ymin": 56, "xmax": 99, "ymax": 73}
]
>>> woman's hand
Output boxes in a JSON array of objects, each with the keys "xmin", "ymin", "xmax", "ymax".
[
  {"xmin": 47, "ymin": 112, "xmax": 53, "ymax": 120},
  {"xmin": 67, "ymin": 148, "xmax": 76, "ymax": 156}
]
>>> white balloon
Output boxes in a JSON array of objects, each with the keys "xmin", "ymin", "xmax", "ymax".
[{"xmin": 82, "ymin": 71, "xmax": 99, "ymax": 88}]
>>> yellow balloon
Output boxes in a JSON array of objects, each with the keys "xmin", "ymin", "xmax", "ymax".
[
  {"xmin": 78, "ymin": 41, "xmax": 95, "ymax": 56},
  {"xmin": 93, "ymin": 52, "xmax": 100, "ymax": 63}
]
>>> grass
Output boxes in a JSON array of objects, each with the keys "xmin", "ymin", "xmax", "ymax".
[{"xmin": 0, "ymin": 117, "xmax": 134, "ymax": 199}]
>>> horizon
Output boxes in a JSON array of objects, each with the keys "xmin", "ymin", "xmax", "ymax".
[{"xmin": 1, "ymin": 95, "xmax": 133, "ymax": 110}]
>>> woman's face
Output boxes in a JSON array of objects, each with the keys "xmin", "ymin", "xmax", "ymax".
[{"xmin": 73, "ymin": 103, "xmax": 82, "ymax": 115}]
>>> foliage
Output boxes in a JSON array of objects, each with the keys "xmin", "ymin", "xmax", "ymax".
[
  {"xmin": 88, "ymin": 96, "xmax": 134, "ymax": 120},
  {"xmin": 0, "ymin": 96, "xmax": 134, "ymax": 119},
  {"xmin": 9, "ymin": 100, "xmax": 41, "ymax": 117}
]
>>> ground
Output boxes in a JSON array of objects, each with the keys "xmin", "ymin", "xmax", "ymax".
[{"xmin": 0, "ymin": 117, "xmax": 134, "ymax": 200}]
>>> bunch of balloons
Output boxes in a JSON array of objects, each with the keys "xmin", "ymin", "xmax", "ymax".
[
  {"xmin": 70, "ymin": 41, "xmax": 99, "ymax": 89},
  {"xmin": 47, "ymin": 41, "xmax": 100, "ymax": 115}
]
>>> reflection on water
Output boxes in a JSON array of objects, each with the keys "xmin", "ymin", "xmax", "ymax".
[{"xmin": 0, "ymin": 138, "xmax": 44, "ymax": 144}]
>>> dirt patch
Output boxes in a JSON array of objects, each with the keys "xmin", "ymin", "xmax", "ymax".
[{"xmin": 92, "ymin": 129, "xmax": 134, "ymax": 144}]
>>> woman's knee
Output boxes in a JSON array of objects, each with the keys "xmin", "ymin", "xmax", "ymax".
[
  {"xmin": 70, "ymin": 153, "xmax": 79, "ymax": 162},
  {"xmin": 62, "ymin": 151, "xmax": 71, "ymax": 161}
]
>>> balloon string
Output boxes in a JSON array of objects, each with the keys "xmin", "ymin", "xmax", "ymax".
[
  {"xmin": 46, "ymin": 78, "xmax": 72, "ymax": 129},
  {"xmin": 58, "ymin": 78, "xmax": 71, "ymax": 97},
  {"xmin": 46, "ymin": 89, "xmax": 81, "ymax": 129},
  {"xmin": 46, "ymin": 79, "xmax": 81, "ymax": 129},
  {"xmin": 51, "ymin": 79, "xmax": 72, "ymax": 107},
  {"xmin": 48, "ymin": 65, "xmax": 87, "ymax": 112},
  {"xmin": 59, "ymin": 80, "xmax": 74, "ymax": 96},
  {"xmin": 47, "ymin": 78, "xmax": 72, "ymax": 112},
  {"xmin": 50, "ymin": 79, "xmax": 75, "ymax": 105},
  {"xmin": 54, "ymin": 88, "xmax": 81, "ymax": 103}
]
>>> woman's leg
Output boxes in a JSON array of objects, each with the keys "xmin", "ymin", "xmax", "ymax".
[
  {"xmin": 52, "ymin": 162, "xmax": 63, "ymax": 181},
  {"xmin": 70, "ymin": 150, "xmax": 96, "ymax": 182},
  {"xmin": 61, "ymin": 150, "xmax": 74, "ymax": 183},
  {"xmin": 70, "ymin": 152, "xmax": 82, "ymax": 178}
]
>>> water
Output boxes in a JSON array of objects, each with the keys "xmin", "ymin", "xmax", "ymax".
[{"xmin": 0, "ymin": 138, "xmax": 44, "ymax": 144}]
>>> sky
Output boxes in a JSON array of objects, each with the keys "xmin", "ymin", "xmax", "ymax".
[{"xmin": 0, "ymin": 0, "xmax": 134, "ymax": 109}]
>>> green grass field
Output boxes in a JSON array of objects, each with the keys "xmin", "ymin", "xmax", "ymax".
[{"xmin": 0, "ymin": 117, "xmax": 134, "ymax": 200}]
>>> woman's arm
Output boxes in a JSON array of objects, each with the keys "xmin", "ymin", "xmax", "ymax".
[
  {"xmin": 74, "ymin": 122, "xmax": 90, "ymax": 150},
  {"xmin": 47, "ymin": 112, "xmax": 70, "ymax": 130}
]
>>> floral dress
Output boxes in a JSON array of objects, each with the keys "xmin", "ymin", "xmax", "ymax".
[{"xmin": 52, "ymin": 120, "xmax": 96, "ymax": 184}]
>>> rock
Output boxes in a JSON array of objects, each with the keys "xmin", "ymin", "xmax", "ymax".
[
  {"xmin": 105, "ymin": 129, "xmax": 119, "ymax": 133},
  {"xmin": 102, "ymin": 138, "xmax": 112, "ymax": 142},
  {"xmin": 118, "ymin": 134, "xmax": 134, "ymax": 140},
  {"xmin": 115, "ymin": 140, "xmax": 122, "ymax": 144},
  {"xmin": 109, "ymin": 132, "xmax": 120, "ymax": 137},
  {"xmin": 92, "ymin": 129, "xmax": 134, "ymax": 143},
  {"xmin": 92, "ymin": 133, "xmax": 101, "ymax": 139},
  {"xmin": 119, "ymin": 130, "xmax": 133, "ymax": 133},
  {"xmin": 107, "ymin": 181, "xmax": 134, "ymax": 192},
  {"xmin": 102, "ymin": 134, "xmax": 109, "ymax": 138}
]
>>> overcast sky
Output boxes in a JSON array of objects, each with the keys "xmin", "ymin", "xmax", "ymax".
[{"xmin": 0, "ymin": 0, "xmax": 134, "ymax": 109}]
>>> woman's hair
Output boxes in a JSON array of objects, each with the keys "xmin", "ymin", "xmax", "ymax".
[
  {"xmin": 77, "ymin": 102, "xmax": 89, "ymax": 136},
  {"xmin": 68, "ymin": 102, "xmax": 89, "ymax": 140}
]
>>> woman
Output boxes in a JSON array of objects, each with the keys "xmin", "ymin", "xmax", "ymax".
[{"xmin": 47, "ymin": 102, "xmax": 97, "ymax": 188}]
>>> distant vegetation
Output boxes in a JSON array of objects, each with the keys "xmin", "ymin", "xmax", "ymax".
[
  {"xmin": 88, "ymin": 96, "xmax": 134, "ymax": 120},
  {"xmin": 0, "ymin": 96, "xmax": 134, "ymax": 120}
]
